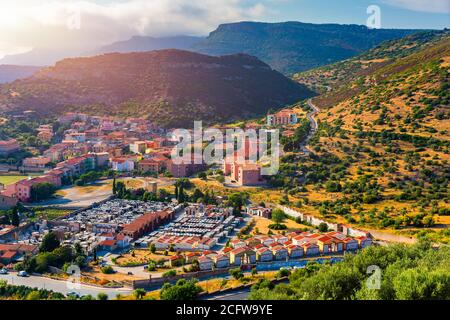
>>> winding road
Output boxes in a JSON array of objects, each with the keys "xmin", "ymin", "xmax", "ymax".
[{"xmin": 300, "ymin": 99, "xmax": 319, "ymax": 153}]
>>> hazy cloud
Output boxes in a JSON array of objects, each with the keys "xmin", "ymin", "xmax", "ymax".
[
  {"xmin": 383, "ymin": 0, "xmax": 450, "ymax": 13},
  {"xmin": 0, "ymin": 0, "xmax": 270, "ymax": 59}
]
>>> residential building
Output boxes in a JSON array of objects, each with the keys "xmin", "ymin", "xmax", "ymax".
[
  {"xmin": 267, "ymin": 109, "xmax": 298, "ymax": 126},
  {"xmin": 213, "ymin": 254, "xmax": 230, "ymax": 269},
  {"xmin": 198, "ymin": 256, "xmax": 214, "ymax": 271},
  {"xmin": 229, "ymin": 247, "xmax": 256, "ymax": 265}
]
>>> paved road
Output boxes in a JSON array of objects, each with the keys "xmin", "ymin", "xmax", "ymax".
[
  {"xmin": 300, "ymin": 99, "xmax": 319, "ymax": 154},
  {"xmin": 204, "ymin": 288, "xmax": 251, "ymax": 301},
  {"xmin": 0, "ymin": 273, "xmax": 132, "ymax": 298}
]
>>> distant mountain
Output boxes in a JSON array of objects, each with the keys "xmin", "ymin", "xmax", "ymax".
[
  {"xmin": 95, "ymin": 35, "xmax": 204, "ymax": 54},
  {"xmin": 0, "ymin": 65, "xmax": 42, "ymax": 84},
  {"xmin": 0, "ymin": 48, "xmax": 88, "ymax": 67},
  {"xmin": 192, "ymin": 21, "xmax": 421, "ymax": 74},
  {"xmin": 0, "ymin": 50, "xmax": 314, "ymax": 127}
]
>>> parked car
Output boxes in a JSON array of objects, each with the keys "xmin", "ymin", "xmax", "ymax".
[
  {"xmin": 17, "ymin": 271, "xmax": 29, "ymax": 277},
  {"xmin": 0, "ymin": 268, "xmax": 8, "ymax": 274},
  {"xmin": 127, "ymin": 271, "xmax": 133, "ymax": 275}
]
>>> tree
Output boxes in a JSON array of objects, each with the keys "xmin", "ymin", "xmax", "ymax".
[
  {"xmin": 112, "ymin": 177, "xmax": 117, "ymax": 195},
  {"xmin": 149, "ymin": 243, "xmax": 156, "ymax": 254},
  {"xmin": 97, "ymin": 293, "xmax": 108, "ymax": 301},
  {"xmin": 198, "ymin": 172, "xmax": 207, "ymax": 180},
  {"xmin": 271, "ymin": 209, "xmax": 285, "ymax": 224},
  {"xmin": 160, "ymin": 279, "xmax": 202, "ymax": 300},
  {"xmin": 9, "ymin": 206, "xmax": 20, "ymax": 227},
  {"xmin": 39, "ymin": 232, "xmax": 60, "ymax": 253},
  {"xmin": 30, "ymin": 183, "xmax": 57, "ymax": 202},
  {"xmin": 133, "ymin": 289, "xmax": 146, "ymax": 300},
  {"xmin": 227, "ymin": 193, "xmax": 247, "ymax": 215},
  {"xmin": 229, "ymin": 268, "xmax": 244, "ymax": 280},
  {"xmin": 318, "ymin": 223, "xmax": 329, "ymax": 233}
]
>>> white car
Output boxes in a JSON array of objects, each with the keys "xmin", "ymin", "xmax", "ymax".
[
  {"xmin": 17, "ymin": 271, "xmax": 29, "ymax": 277},
  {"xmin": 0, "ymin": 269, "xmax": 8, "ymax": 274}
]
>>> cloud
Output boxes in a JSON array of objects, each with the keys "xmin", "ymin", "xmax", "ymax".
[
  {"xmin": 0, "ymin": 0, "xmax": 270, "ymax": 59},
  {"xmin": 382, "ymin": 0, "xmax": 450, "ymax": 13}
]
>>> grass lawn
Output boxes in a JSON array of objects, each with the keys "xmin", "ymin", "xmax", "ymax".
[
  {"xmin": 251, "ymin": 216, "xmax": 312, "ymax": 235},
  {"xmin": 31, "ymin": 208, "xmax": 72, "ymax": 221},
  {"xmin": 0, "ymin": 174, "xmax": 38, "ymax": 186}
]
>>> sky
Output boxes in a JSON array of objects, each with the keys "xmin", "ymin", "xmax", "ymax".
[{"xmin": 0, "ymin": 0, "xmax": 449, "ymax": 60}]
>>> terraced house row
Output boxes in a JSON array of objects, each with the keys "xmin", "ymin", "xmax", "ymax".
[{"xmin": 173, "ymin": 231, "xmax": 372, "ymax": 271}]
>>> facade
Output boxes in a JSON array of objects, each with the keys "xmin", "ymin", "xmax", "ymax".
[
  {"xmin": 138, "ymin": 160, "xmax": 160, "ymax": 173},
  {"xmin": 214, "ymin": 254, "xmax": 230, "ymax": 269},
  {"xmin": 256, "ymin": 247, "xmax": 273, "ymax": 262},
  {"xmin": 230, "ymin": 247, "xmax": 256, "ymax": 265},
  {"xmin": 267, "ymin": 109, "xmax": 298, "ymax": 126},
  {"xmin": 198, "ymin": 256, "xmax": 214, "ymax": 271},
  {"xmin": 111, "ymin": 158, "xmax": 135, "ymax": 172}
]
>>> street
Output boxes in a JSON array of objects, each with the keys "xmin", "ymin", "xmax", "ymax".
[{"xmin": 0, "ymin": 272, "xmax": 133, "ymax": 298}]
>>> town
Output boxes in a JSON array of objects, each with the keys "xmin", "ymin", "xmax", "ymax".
[{"xmin": 0, "ymin": 109, "xmax": 375, "ymax": 298}]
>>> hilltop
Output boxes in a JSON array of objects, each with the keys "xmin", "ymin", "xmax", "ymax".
[
  {"xmin": 193, "ymin": 21, "xmax": 420, "ymax": 74},
  {"xmin": 0, "ymin": 50, "xmax": 314, "ymax": 127}
]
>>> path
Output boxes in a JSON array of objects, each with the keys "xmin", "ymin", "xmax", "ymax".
[{"xmin": 0, "ymin": 272, "xmax": 132, "ymax": 298}]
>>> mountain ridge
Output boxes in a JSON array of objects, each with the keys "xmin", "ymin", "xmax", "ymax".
[{"xmin": 0, "ymin": 49, "xmax": 314, "ymax": 127}]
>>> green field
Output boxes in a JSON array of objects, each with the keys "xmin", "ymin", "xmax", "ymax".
[{"xmin": 0, "ymin": 175, "xmax": 31, "ymax": 186}]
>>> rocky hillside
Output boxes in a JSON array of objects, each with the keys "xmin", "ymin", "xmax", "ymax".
[
  {"xmin": 193, "ymin": 21, "xmax": 419, "ymax": 75},
  {"xmin": 273, "ymin": 33, "xmax": 449, "ymax": 239},
  {"xmin": 294, "ymin": 30, "xmax": 449, "ymax": 105},
  {"xmin": 0, "ymin": 50, "xmax": 314, "ymax": 127}
]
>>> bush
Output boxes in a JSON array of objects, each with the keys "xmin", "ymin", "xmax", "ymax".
[
  {"xmin": 101, "ymin": 266, "xmax": 115, "ymax": 274},
  {"xmin": 162, "ymin": 269, "xmax": 177, "ymax": 278},
  {"xmin": 160, "ymin": 279, "xmax": 202, "ymax": 300}
]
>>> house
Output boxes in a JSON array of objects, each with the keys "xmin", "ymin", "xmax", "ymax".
[
  {"xmin": 272, "ymin": 245, "xmax": 288, "ymax": 261},
  {"xmin": 356, "ymin": 236, "xmax": 373, "ymax": 249},
  {"xmin": 272, "ymin": 235, "xmax": 289, "ymax": 244},
  {"xmin": 214, "ymin": 254, "xmax": 230, "ymax": 269},
  {"xmin": 246, "ymin": 206, "xmax": 272, "ymax": 219},
  {"xmin": 198, "ymin": 256, "xmax": 214, "ymax": 271},
  {"xmin": 267, "ymin": 109, "xmax": 298, "ymax": 126},
  {"xmin": 169, "ymin": 255, "xmax": 185, "ymax": 267},
  {"xmin": 0, "ymin": 250, "xmax": 19, "ymax": 264},
  {"xmin": 97, "ymin": 239, "xmax": 118, "ymax": 252},
  {"xmin": 116, "ymin": 234, "xmax": 131, "ymax": 248},
  {"xmin": 287, "ymin": 245, "xmax": 304, "ymax": 259},
  {"xmin": 303, "ymin": 243, "xmax": 320, "ymax": 257},
  {"xmin": 110, "ymin": 157, "xmax": 135, "ymax": 172},
  {"xmin": 185, "ymin": 252, "xmax": 202, "ymax": 264},
  {"xmin": 257, "ymin": 236, "xmax": 275, "ymax": 247},
  {"xmin": 231, "ymin": 163, "xmax": 264, "ymax": 186},
  {"xmin": 0, "ymin": 244, "xmax": 38, "ymax": 264},
  {"xmin": 230, "ymin": 239, "xmax": 246, "ymax": 249},
  {"xmin": 138, "ymin": 160, "xmax": 160, "ymax": 173},
  {"xmin": 316, "ymin": 235, "xmax": 334, "ymax": 254},
  {"xmin": 130, "ymin": 141, "xmax": 148, "ymax": 155},
  {"xmin": 22, "ymin": 157, "xmax": 51, "ymax": 169},
  {"xmin": 229, "ymin": 247, "xmax": 256, "ymax": 266},
  {"xmin": 0, "ymin": 193, "xmax": 18, "ymax": 210},
  {"xmin": 343, "ymin": 238, "xmax": 359, "ymax": 251},
  {"xmin": 255, "ymin": 247, "xmax": 273, "ymax": 262}
]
